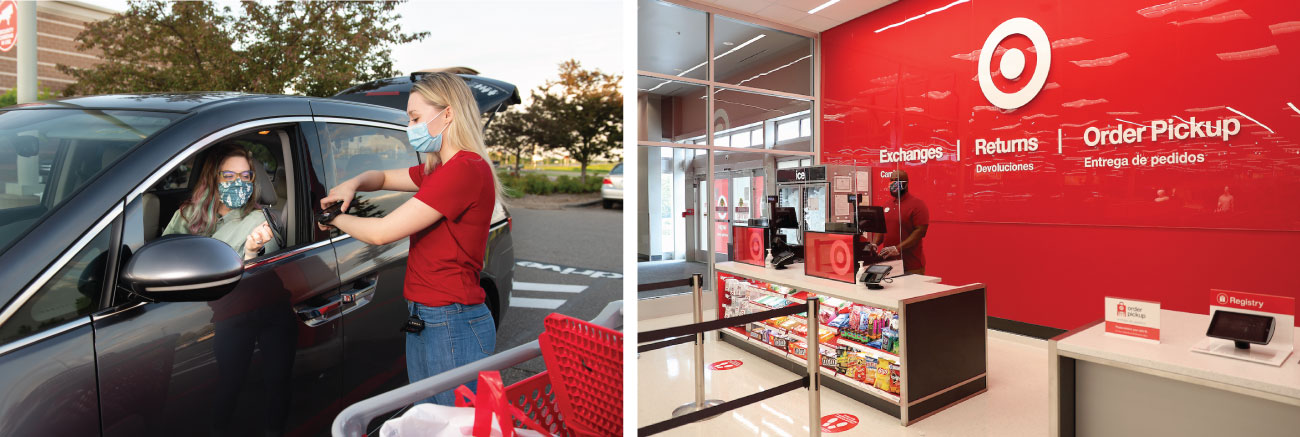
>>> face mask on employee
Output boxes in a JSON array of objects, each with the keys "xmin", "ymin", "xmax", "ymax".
[
  {"xmin": 889, "ymin": 180, "xmax": 907, "ymax": 198},
  {"xmin": 218, "ymin": 180, "xmax": 253, "ymax": 209},
  {"xmin": 407, "ymin": 108, "xmax": 450, "ymax": 153}
]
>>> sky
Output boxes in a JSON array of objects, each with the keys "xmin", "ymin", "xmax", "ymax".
[{"xmin": 86, "ymin": 0, "xmax": 624, "ymax": 102}]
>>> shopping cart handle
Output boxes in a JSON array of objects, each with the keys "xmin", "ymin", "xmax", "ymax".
[{"xmin": 331, "ymin": 301, "xmax": 623, "ymax": 437}]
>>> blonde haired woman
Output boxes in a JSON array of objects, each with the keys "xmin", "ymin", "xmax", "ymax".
[{"xmin": 319, "ymin": 72, "xmax": 505, "ymax": 405}]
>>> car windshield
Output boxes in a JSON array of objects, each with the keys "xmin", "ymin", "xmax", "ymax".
[
  {"xmin": 0, "ymin": 109, "xmax": 182, "ymax": 253},
  {"xmin": 610, "ymin": 163, "xmax": 623, "ymax": 175}
]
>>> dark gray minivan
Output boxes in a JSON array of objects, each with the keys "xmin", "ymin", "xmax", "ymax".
[{"xmin": 0, "ymin": 92, "xmax": 514, "ymax": 436}]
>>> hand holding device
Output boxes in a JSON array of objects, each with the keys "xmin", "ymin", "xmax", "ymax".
[
  {"xmin": 878, "ymin": 245, "xmax": 899, "ymax": 258},
  {"xmin": 317, "ymin": 200, "xmax": 346, "ymax": 228}
]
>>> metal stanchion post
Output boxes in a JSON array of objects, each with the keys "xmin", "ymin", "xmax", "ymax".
[
  {"xmin": 672, "ymin": 273, "xmax": 724, "ymax": 418},
  {"xmin": 808, "ymin": 298, "xmax": 822, "ymax": 436}
]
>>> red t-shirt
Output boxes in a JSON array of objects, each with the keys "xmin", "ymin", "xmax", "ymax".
[
  {"xmin": 881, "ymin": 193, "xmax": 930, "ymax": 270},
  {"xmin": 405, "ymin": 151, "xmax": 495, "ymax": 307}
]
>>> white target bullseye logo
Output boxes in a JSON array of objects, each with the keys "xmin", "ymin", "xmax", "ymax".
[
  {"xmin": 978, "ymin": 17, "xmax": 1051, "ymax": 110},
  {"xmin": 831, "ymin": 240, "xmax": 852, "ymax": 276}
]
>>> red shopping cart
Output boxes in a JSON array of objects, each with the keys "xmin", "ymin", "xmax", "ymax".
[{"xmin": 331, "ymin": 302, "xmax": 623, "ymax": 437}]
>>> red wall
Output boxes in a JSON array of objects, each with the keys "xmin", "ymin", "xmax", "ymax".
[{"xmin": 820, "ymin": 0, "xmax": 1300, "ymax": 330}]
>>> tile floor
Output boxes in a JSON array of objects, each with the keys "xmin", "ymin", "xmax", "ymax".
[{"xmin": 639, "ymin": 312, "xmax": 1050, "ymax": 436}]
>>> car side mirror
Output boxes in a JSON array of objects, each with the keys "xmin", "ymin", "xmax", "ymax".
[{"xmin": 122, "ymin": 235, "xmax": 244, "ymax": 302}]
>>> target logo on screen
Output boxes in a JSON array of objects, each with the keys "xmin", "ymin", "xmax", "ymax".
[
  {"xmin": 830, "ymin": 240, "xmax": 853, "ymax": 276},
  {"xmin": 748, "ymin": 233, "xmax": 764, "ymax": 261},
  {"xmin": 978, "ymin": 17, "xmax": 1051, "ymax": 110}
]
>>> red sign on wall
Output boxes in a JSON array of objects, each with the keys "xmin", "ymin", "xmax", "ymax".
[
  {"xmin": 820, "ymin": 0, "xmax": 1300, "ymax": 330},
  {"xmin": 820, "ymin": 414, "xmax": 859, "ymax": 433},
  {"xmin": 0, "ymin": 0, "xmax": 17, "ymax": 52}
]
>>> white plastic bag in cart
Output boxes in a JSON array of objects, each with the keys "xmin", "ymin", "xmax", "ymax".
[
  {"xmin": 379, "ymin": 403, "xmax": 548, "ymax": 437},
  {"xmin": 380, "ymin": 371, "xmax": 552, "ymax": 437}
]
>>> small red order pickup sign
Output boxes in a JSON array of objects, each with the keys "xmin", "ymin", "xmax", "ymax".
[{"xmin": 1104, "ymin": 296, "xmax": 1160, "ymax": 343}]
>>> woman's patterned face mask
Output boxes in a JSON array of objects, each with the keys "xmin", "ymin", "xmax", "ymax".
[{"xmin": 218, "ymin": 180, "xmax": 253, "ymax": 209}]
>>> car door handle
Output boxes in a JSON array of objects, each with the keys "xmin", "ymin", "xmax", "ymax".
[
  {"xmin": 295, "ymin": 295, "xmax": 344, "ymax": 327},
  {"xmin": 340, "ymin": 275, "xmax": 378, "ymax": 315}
]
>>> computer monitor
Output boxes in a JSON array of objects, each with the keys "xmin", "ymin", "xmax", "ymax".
[
  {"xmin": 770, "ymin": 207, "xmax": 799, "ymax": 230},
  {"xmin": 857, "ymin": 205, "xmax": 887, "ymax": 234},
  {"xmin": 803, "ymin": 231, "xmax": 861, "ymax": 284}
]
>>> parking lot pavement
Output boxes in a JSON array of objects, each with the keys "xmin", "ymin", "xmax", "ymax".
[{"xmin": 495, "ymin": 204, "xmax": 623, "ymax": 386}]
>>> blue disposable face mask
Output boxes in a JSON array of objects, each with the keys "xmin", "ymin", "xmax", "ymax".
[
  {"xmin": 407, "ymin": 108, "xmax": 450, "ymax": 153},
  {"xmin": 219, "ymin": 180, "xmax": 253, "ymax": 209},
  {"xmin": 889, "ymin": 181, "xmax": 907, "ymax": 198}
]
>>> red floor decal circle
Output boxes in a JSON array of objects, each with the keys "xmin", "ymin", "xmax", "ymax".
[
  {"xmin": 709, "ymin": 360, "xmax": 743, "ymax": 370},
  {"xmin": 820, "ymin": 414, "xmax": 859, "ymax": 433}
]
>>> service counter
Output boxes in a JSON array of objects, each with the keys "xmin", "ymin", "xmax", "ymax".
[
  {"xmin": 1049, "ymin": 309, "xmax": 1300, "ymax": 437},
  {"xmin": 714, "ymin": 261, "xmax": 987, "ymax": 425}
]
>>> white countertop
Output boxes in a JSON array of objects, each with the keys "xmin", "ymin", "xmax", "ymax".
[
  {"xmin": 1056, "ymin": 309, "xmax": 1300, "ymax": 404},
  {"xmin": 715, "ymin": 261, "xmax": 965, "ymax": 310}
]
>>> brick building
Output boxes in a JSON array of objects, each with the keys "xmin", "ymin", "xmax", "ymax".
[{"xmin": 0, "ymin": 1, "xmax": 116, "ymax": 95}]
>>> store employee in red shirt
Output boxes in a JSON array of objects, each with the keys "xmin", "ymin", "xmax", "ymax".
[
  {"xmin": 877, "ymin": 170, "xmax": 930, "ymax": 275},
  {"xmin": 317, "ymin": 72, "xmax": 504, "ymax": 406}
]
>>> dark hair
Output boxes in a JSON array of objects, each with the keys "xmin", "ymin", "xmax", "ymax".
[{"xmin": 180, "ymin": 144, "xmax": 261, "ymax": 235}]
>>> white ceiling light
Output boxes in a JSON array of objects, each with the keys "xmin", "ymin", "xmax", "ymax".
[
  {"xmin": 875, "ymin": 0, "xmax": 970, "ymax": 33},
  {"xmin": 677, "ymin": 34, "xmax": 766, "ymax": 77},
  {"xmin": 809, "ymin": 0, "xmax": 841, "ymax": 14}
]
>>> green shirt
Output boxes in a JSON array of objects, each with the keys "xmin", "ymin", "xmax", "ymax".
[{"xmin": 161, "ymin": 206, "xmax": 279, "ymax": 258}]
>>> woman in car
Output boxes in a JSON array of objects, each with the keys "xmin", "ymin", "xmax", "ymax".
[
  {"xmin": 161, "ymin": 144, "xmax": 277, "ymax": 260},
  {"xmin": 317, "ymin": 72, "xmax": 504, "ymax": 405}
]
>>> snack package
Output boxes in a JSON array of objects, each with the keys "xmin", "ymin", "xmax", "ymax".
[
  {"xmin": 819, "ymin": 330, "xmax": 837, "ymax": 345},
  {"xmin": 860, "ymin": 357, "xmax": 878, "ymax": 383},
  {"xmin": 772, "ymin": 333, "xmax": 789, "ymax": 349},
  {"xmin": 836, "ymin": 352, "xmax": 855, "ymax": 375},
  {"xmin": 818, "ymin": 305, "xmax": 836, "ymax": 325},
  {"xmin": 828, "ymin": 313, "xmax": 850, "ymax": 328},
  {"xmin": 890, "ymin": 363, "xmax": 902, "ymax": 394},
  {"xmin": 790, "ymin": 340, "xmax": 808, "ymax": 359},
  {"xmin": 875, "ymin": 358, "xmax": 893, "ymax": 391}
]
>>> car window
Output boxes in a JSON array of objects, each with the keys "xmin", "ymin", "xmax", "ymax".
[
  {"xmin": 142, "ymin": 127, "xmax": 298, "ymax": 265},
  {"xmin": 319, "ymin": 123, "xmax": 418, "ymax": 223},
  {"xmin": 0, "ymin": 224, "xmax": 110, "ymax": 346},
  {"xmin": 0, "ymin": 109, "xmax": 181, "ymax": 255},
  {"xmin": 610, "ymin": 163, "xmax": 623, "ymax": 175}
]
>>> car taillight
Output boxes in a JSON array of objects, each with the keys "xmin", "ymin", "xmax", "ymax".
[
  {"xmin": 602, "ymin": 178, "xmax": 612, "ymax": 185},
  {"xmin": 507, "ymin": 217, "xmax": 512, "ymax": 232}
]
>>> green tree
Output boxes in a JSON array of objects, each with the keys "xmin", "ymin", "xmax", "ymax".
[
  {"xmin": 485, "ymin": 107, "xmax": 536, "ymax": 176},
  {"xmin": 527, "ymin": 60, "xmax": 622, "ymax": 182},
  {"xmin": 56, "ymin": 0, "xmax": 426, "ymax": 97}
]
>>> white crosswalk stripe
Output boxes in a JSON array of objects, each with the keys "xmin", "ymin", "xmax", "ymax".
[
  {"xmin": 509, "ymin": 281, "xmax": 589, "ymax": 309},
  {"xmin": 513, "ymin": 281, "xmax": 587, "ymax": 293},
  {"xmin": 509, "ymin": 296, "xmax": 566, "ymax": 309}
]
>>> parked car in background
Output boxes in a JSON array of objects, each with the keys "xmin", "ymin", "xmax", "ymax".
[
  {"xmin": 602, "ymin": 162, "xmax": 623, "ymax": 209},
  {"xmin": 0, "ymin": 86, "xmax": 515, "ymax": 436}
]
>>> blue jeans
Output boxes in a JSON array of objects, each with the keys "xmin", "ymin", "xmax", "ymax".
[{"xmin": 406, "ymin": 301, "xmax": 497, "ymax": 406}]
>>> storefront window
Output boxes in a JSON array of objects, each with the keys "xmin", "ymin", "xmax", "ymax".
[
  {"xmin": 638, "ymin": 2, "xmax": 817, "ymax": 299},
  {"xmin": 712, "ymin": 15, "xmax": 813, "ymax": 96},
  {"xmin": 638, "ymin": 76, "xmax": 707, "ymax": 143},
  {"xmin": 637, "ymin": 146, "xmax": 707, "ymax": 298},
  {"xmin": 713, "ymin": 89, "xmax": 812, "ymax": 152},
  {"xmin": 638, "ymin": 0, "xmax": 707, "ymax": 80}
]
